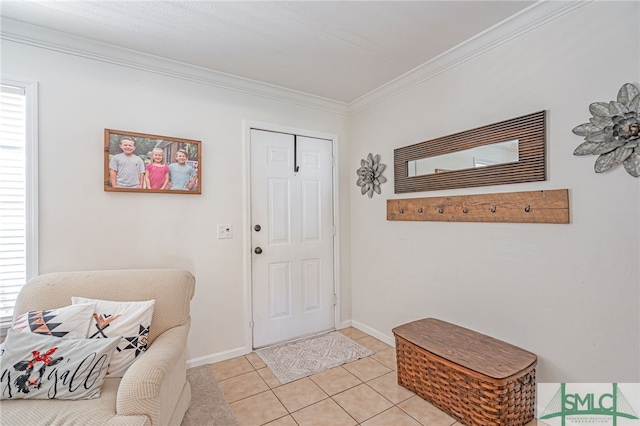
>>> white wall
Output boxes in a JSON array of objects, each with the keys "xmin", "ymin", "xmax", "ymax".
[
  {"xmin": 0, "ymin": 37, "xmax": 351, "ymax": 363},
  {"xmin": 2, "ymin": 1, "xmax": 638, "ymax": 383},
  {"xmin": 349, "ymin": 2, "xmax": 639, "ymax": 383}
]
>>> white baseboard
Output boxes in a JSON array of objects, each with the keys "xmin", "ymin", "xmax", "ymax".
[
  {"xmin": 336, "ymin": 320, "xmax": 352, "ymax": 329},
  {"xmin": 350, "ymin": 320, "xmax": 395, "ymax": 347},
  {"xmin": 187, "ymin": 346, "xmax": 251, "ymax": 369}
]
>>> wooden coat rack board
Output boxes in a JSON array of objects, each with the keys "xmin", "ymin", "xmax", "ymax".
[{"xmin": 387, "ymin": 189, "xmax": 569, "ymax": 224}]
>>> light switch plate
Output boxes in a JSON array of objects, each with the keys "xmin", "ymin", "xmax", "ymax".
[{"xmin": 217, "ymin": 224, "xmax": 232, "ymax": 239}]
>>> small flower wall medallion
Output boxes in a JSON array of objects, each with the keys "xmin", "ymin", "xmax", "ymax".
[
  {"xmin": 572, "ymin": 82, "xmax": 640, "ymax": 177},
  {"xmin": 356, "ymin": 153, "xmax": 386, "ymax": 198}
]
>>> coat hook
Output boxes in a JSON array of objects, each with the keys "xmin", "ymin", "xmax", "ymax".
[
  {"xmin": 491, "ymin": 206, "xmax": 497, "ymax": 213},
  {"xmin": 462, "ymin": 207, "xmax": 468, "ymax": 213},
  {"xmin": 418, "ymin": 207, "xmax": 423, "ymax": 213},
  {"xmin": 399, "ymin": 208, "xmax": 404, "ymax": 214},
  {"xmin": 524, "ymin": 205, "xmax": 531, "ymax": 212},
  {"xmin": 438, "ymin": 208, "xmax": 444, "ymax": 214}
]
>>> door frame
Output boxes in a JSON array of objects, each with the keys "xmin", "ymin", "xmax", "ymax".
[{"xmin": 243, "ymin": 120, "xmax": 341, "ymax": 350}]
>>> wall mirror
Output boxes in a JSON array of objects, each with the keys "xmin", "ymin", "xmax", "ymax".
[
  {"xmin": 394, "ymin": 111, "xmax": 546, "ymax": 193},
  {"xmin": 407, "ymin": 139, "xmax": 519, "ymax": 176}
]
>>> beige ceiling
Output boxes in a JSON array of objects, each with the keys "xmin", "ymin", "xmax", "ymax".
[{"xmin": 1, "ymin": 1, "xmax": 537, "ymax": 104}]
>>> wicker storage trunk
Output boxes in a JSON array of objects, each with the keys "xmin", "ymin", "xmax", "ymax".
[{"xmin": 392, "ymin": 318, "xmax": 537, "ymax": 426}]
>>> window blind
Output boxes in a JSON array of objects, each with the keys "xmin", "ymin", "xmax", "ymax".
[{"xmin": 0, "ymin": 85, "xmax": 27, "ymax": 321}]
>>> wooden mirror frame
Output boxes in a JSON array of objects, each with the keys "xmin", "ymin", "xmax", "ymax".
[{"xmin": 394, "ymin": 111, "xmax": 546, "ymax": 193}]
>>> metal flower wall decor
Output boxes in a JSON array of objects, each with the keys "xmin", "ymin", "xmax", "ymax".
[
  {"xmin": 356, "ymin": 153, "xmax": 386, "ymax": 198},
  {"xmin": 572, "ymin": 82, "xmax": 640, "ymax": 177}
]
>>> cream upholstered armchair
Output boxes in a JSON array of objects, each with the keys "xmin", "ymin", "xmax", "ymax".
[{"xmin": 1, "ymin": 269, "xmax": 195, "ymax": 425}]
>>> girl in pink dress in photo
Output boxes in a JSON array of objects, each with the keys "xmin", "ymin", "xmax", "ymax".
[{"xmin": 145, "ymin": 148, "xmax": 170, "ymax": 190}]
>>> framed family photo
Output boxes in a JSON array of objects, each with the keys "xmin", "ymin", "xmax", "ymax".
[{"xmin": 104, "ymin": 129, "xmax": 201, "ymax": 194}]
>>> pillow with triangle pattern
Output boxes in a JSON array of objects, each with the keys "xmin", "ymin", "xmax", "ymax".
[
  {"xmin": 71, "ymin": 297, "xmax": 155, "ymax": 378},
  {"xmin": 11, "ymin": 303, "xmax": 96, "ymax": 339}
]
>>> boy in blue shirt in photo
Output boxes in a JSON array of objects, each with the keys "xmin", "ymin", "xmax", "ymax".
[{"xmin": 169, "ymin": 149, "xmax": 197, "ymax": 190}]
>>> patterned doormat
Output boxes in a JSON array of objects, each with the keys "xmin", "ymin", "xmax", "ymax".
[{"xmin": 256, "ymin": 331, "xmax": 373, "ymax": 385}]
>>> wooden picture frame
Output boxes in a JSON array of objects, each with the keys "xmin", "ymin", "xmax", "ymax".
[{"xmin": 104, "ymin": 129, "xmax": 201, "ymax": 194}]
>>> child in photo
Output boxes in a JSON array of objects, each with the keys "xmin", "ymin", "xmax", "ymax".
[
  {"xmin": 109, "ymin": 137, "xmax": 145, "ymax": 188},
  {"xmin": 145, "ymin": 148, "xmax": 170, "ymax": 190},
  {"xmin": 169, "ymin": 148, "xmax": 197, "ymax": 190}
]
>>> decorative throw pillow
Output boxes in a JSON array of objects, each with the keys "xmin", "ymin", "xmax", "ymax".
[
  {"xmin": 71, "ymin": 297, "xmax": 155, "ymax": 377},
  {"xmin": 0, "ymin": 329, "xmax": 120, "ymax": 400},
  {"xmin": 11, "ymin": 303, "xmax": 96, "ymax": 339}
]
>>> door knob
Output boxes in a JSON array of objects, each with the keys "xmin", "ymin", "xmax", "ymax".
[
  {"xmin": 254, "ymin": 225, "xmax": 261, "ymax": 232},
  {"xmin": 254, "ymin": 247, "xmax": 263, "ymax": 254}
]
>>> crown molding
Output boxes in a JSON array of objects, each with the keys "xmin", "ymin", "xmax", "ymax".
[
  {"xmin": 0, "ymin": 18, "xmax": 350, "ymax": 116},
  {"xmin": 348, "ymin": 0, "xmax": 589, "ymax": 115},
  {"xmin": 1, "ymin": 2, "xmax": 587, "ymax": 117}
]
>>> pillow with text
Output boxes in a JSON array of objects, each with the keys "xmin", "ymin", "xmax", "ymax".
[{"xmin": 0, "ymin": 329, "xmax": 119, "ymax": 400}]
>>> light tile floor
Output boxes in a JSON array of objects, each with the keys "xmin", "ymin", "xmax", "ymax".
[{"xmin": 209, "ymin": 327, "xmax": 547, "ymax": 426}]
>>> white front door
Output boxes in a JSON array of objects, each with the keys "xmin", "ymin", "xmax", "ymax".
[{"xmin": 250, "ymin": 129, "xmax": 335, "ymax": 348}]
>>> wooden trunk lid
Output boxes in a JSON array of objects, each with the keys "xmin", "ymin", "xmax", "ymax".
[{"xmin": 392, "ymin": 318, "xmax": 537, "ymax": 379}]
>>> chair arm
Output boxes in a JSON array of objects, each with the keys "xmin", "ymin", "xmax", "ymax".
[{"xmin": 115, "ymin": 320, "xmax": 190, "ymax": 423}]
